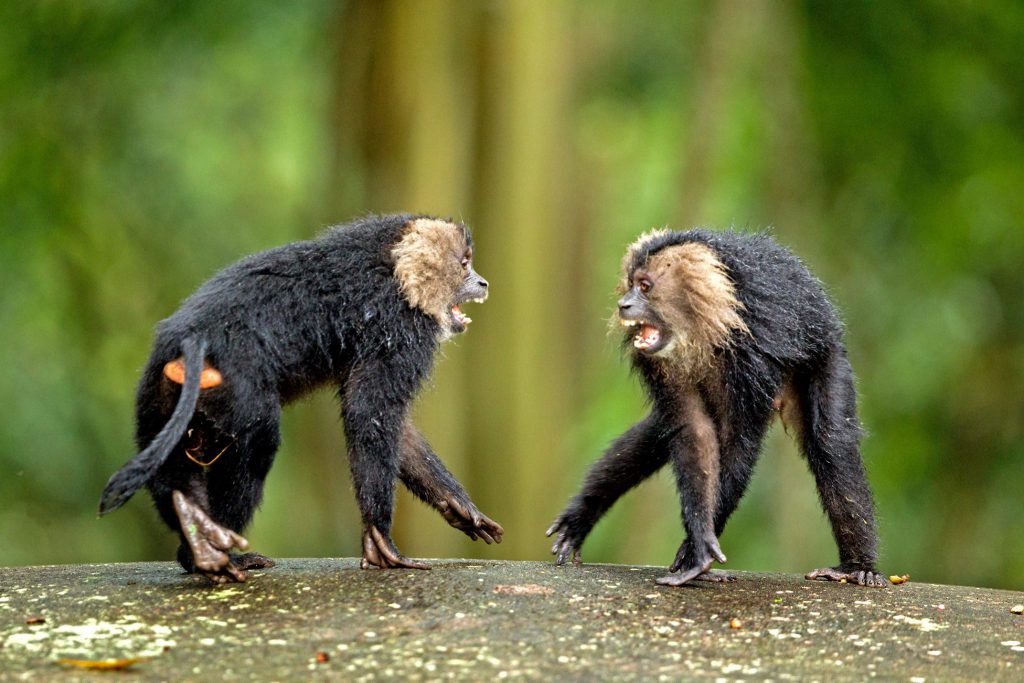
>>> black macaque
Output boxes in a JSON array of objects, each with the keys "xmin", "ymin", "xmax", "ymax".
[
  {"xmin": 99, "ymin": 214, "xmax": 503, "ymax": 583},
  {"xmin": 547, "ymin": 229, "xmax": 886, "ymax": 587}
]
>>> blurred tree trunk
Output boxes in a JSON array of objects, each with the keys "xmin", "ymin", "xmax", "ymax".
[{"xmin": 467, "ymin": 0, "xmax": 577, "ymax": 560}]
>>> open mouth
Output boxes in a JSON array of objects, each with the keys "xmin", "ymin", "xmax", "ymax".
[
  {"xmin": 450, "ymin": 297, "xmax": 486, "ymax": 333},
  {"xmin": 620, "ymin": 318, "xmax": 670, "ymax": 353}
]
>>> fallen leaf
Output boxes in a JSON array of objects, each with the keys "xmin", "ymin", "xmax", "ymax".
[
  {"xmin": 25, "ymin": 616, "xmax": 46, "ymax": 625},
  {"xmin": 1011, "ymin": 605, "xmax": 1024, "ymax": 615},
  {"xmin": 889, "ymin": 575, "xmax": 910, "ymax": 585},
  {"xmin": 316, "ymin": 652, "xmax": 330, "ymax": 663},
  {"xmin": 56, "ymin": 658, "xmax": 147, "ymax": 671},
  {"xmin": 729, "ymin": 618, "xmax": 742, "ymax": 629}
]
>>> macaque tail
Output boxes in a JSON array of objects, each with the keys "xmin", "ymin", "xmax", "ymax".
[{"xmin": 98, "ymin": 337, "xmax": 207, "ymax": 515}]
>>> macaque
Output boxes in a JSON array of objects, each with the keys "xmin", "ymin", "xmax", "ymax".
[
  {"xmin": 548, "ymin": 229, "xmax": 885, "ymax": 587},
  {"xmin": 100, "ymin": 214, "xmax": 503, "ymax": 582}
]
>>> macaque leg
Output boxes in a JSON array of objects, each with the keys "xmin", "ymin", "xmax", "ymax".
[
  {"xmin": 547, "ymin": 412, "xmax": 674, "ymax": 565},
  {"xmin": 799, "ymin": 350, "xmax": 887, "ymax": 588},
  {"xmin": 669, "ymin": 408, "xmax": 773, "ymax": 583},
  {"xmin": 343, "ymin": 362, "xmax": 428, "ymax": 570},
  {"xmin": 399, "ymin": 421, "xmax": 503, "ymax": 544},
  {"xmin": 173, "ymin": 490, "xmax": 251, "ymax": 584},
  {"xmin": 200, "ymin": 410, "xmax": 282, "ymax": 578},
  {"xmin": 658, "ymin": 393, "xmax": 727, "ymax": 587}
]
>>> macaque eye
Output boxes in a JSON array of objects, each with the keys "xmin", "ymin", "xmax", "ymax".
[
  {"xmin": 461, "ymin": 250, "xmax": 472, "ymax": 270},
  {"xmin": 638, "ymin": 278, "xmax": 652, "ymax": 294}
]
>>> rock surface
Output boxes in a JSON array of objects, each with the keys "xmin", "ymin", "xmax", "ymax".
[{"xmin": 1, "ymin": 559, "xmax": 1022, "ymax": 680}]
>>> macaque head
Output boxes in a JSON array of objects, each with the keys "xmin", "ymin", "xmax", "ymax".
[
  {"xmin": 617, "ymin": 230, "xmax": 748, "ymax": 363},
  {"xmin": 393, "ymin": 218, "xmax": 488, "ymax": 335}
]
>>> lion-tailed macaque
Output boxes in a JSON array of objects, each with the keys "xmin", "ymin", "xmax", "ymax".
[
  {"xmin": 548, "ymin": 229, "xmax": 885, "ymax": 588},
  {"xmin": 100, "ymin": 214, "xmax": 503, "ymax": 582}
]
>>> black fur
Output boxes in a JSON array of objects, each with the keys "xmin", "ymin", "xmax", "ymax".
[
  {"xmin": 100, "ymin": 213, "xmax": 501, "ymax": 579},
  {"xmin": 549, "ymin": 229, "xmax": 885, "ymax": 587}
]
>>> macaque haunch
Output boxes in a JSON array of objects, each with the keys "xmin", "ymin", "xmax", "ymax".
[
  {"xmin": 100, "ymin": 214, "xmax": 503, "ymax": 582},
  {"xmin": 548, "ymin": 229, "xmax": 886, "ymax": 587}
]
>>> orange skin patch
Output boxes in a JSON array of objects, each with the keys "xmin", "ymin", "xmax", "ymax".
[{"xmin": 163, "ymin": 357, "xmax": 223, "ymax": 389}]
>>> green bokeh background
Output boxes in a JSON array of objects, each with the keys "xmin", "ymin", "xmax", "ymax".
[{"xmin": 1, "ymin": 0, "xmax": 1021, "ymax": 589}]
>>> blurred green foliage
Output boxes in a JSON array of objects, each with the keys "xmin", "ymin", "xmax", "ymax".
[{"xmin": 1, "ymin": 0, "xmax": 1021, "ymax": 589}]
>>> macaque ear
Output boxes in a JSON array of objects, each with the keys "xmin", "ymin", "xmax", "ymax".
[{"xmin": 392, "ymin": 219, "xmax": 467, "ymax": 323}]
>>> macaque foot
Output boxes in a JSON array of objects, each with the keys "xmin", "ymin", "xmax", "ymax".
[
  {"xmin": 438, "ymin": 498, "xmax": 504, "ymax": 544},
  {"xmin": 691, "ymin": 569, "xmax": 737, "ymax": 583},
  {"xmin": 360, "ymin": 525, "xmax": 430, "ymax": 570},
  {"xmin": 659, "ymin": 535, "xmax": 728, "ymax": 586},
  {"xmin": 172, "ymin": 490, "xmax": 251, "ymax": 583},
  {"xmin": 805, "ymin": 566, "xmax": 888, "ymax": 588}
]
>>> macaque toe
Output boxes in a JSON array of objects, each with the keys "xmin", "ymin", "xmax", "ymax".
[
  {"xmin": 693, "ymin": 570, "xmax": 737, "ymax": 583},
  {"xmin": 232, "ymin": 552, "xmax": 275, "ymax": 571},
  {"xmin": 659, "ymin": 545, "xmax": 716, "ymax": 587},
  {"xmin": 670, "ymin": 535, "xmax": 726, "ymax": 572},
  {"xmin": 805, "ymin": 566, "xmax": 888, "ymax": 588},
  {"xmin": 361, "ymin": 526, "xmax": 430, "ymax": 570},
  {"xmin": 657, "ymin": 560, "xmax": 712, "ymax": 587}
]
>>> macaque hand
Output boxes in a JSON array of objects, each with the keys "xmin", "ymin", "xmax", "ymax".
[{"xmin": 545, "ymin": 506, "xmax": 593, "ymax": 566}]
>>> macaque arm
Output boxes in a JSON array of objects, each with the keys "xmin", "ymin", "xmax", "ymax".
[
  {"xmin": 657, "ymin": 391, "xmax": 727, "ymax": 586},
  {"xmin": 341, "ymin": 359, "xmax": 427, "ymax": 570},
  {"xmin": 547, "ymin": 411, "xmax": 674, "ymax": 565},
  {"xmin": 399, "ymin": 421, "xmax": 503, "ymax": 544}
]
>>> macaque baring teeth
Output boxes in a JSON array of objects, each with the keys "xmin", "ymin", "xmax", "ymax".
[
  {"xmin": 633, "ymin": 323, "xmax": 661, "ymax": 350},
  {"xmin": 452, "ymin": 305, "xmax": 472, "ymax": 326}
]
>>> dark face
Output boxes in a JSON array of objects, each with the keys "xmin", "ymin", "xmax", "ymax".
[
  {"xmin": 617, "ymin": 267, "xmax": 673, "ymax": 355},
  {"xmin": 449, "ymin": 248, "xmax": 489, "ymax": 334}
]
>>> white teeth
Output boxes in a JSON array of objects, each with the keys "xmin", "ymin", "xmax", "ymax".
[
  {"xmin": 473, "ymin": 298, "xmax": 485, "ymax": 304},
  {"xmin": 620, "ymin": 319, "xmax": 641, "ymax": 327},
  {"xmin": 463, "ymin": 317, "xmax": 472, "ymax": 323}
]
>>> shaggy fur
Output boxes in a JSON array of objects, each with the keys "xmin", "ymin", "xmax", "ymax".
[
  {"xmin": 639, "ymin": 242, "xmax": 749, "ymax": 371},
  {"xmin": 99, "ymin": 214, "xmax": 502, "ymax": 582},
  {"xmin": 392, "ymin": 218, "xmax": 471, "ymax": 327},
  {"xmin": 549, "ymin": 228, "xmax": 886, "ymax": 587}
]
